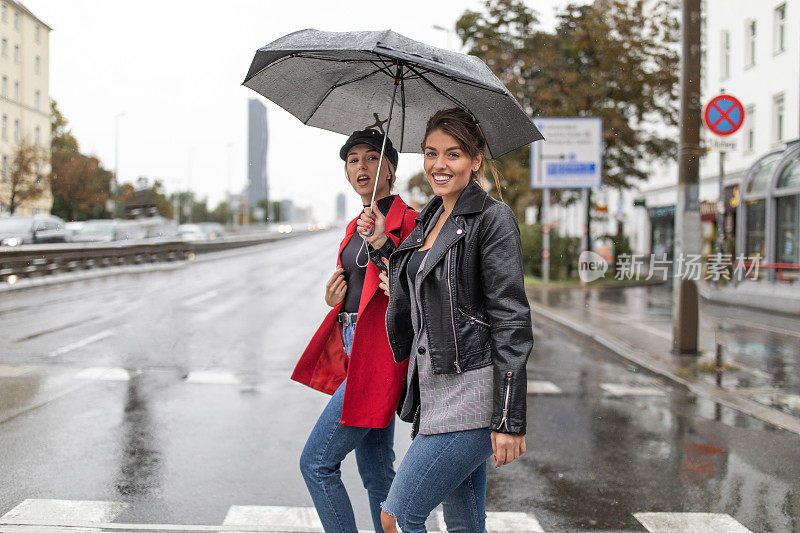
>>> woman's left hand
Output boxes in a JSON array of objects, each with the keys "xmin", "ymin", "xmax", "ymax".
[{"xmin": 491, "ymin": 431, "xmax": 526, "ymax": 468}]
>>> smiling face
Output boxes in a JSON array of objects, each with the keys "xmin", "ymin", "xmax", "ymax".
[
  {"xmin": 423, "ymin": 129, "xmax": 483, "ymax": 202},
  {"xmin": 345, "ymin": 144, "xmax": 392, "ymax": 202}
]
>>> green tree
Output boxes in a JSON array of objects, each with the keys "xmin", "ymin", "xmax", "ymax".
[
  {"xmin": 208, "ymin": 201, "xmax": 231, "ymax": 225},
  {"xmin": 456, "ymin": 0, "xmax": 680, "ymax": 216}
]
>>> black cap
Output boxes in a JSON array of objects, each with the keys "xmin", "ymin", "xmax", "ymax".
[{"xmin": 339, "ymin": 129, "xmax": 399, "ymax": 171}]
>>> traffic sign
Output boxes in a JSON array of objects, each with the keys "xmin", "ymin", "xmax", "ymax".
[
  {"xmin": 703, "ymin": 94, "xmax": 744, "ymax": 136},
  {"xmin": 530, "ymin": 117, "xmax": 603, "ymax": 189}
]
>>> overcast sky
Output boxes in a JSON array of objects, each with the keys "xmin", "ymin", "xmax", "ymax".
[{"xmin": 24, "ymin": 0, "xmax": 576, "ymax": 222}]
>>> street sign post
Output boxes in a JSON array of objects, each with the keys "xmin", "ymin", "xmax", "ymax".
[
  {"xmin": 530, "ymin": 117, "xmax": 603, "ymax": 189},
  {"xmin": 703, "ymin": 93, "xmax": 745, "ymax": 259},
  {"xmin": 529, "ymin": 117, "xmax": 603, "ymax": 282}
]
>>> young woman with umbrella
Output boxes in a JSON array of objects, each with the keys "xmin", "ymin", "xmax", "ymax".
[
  {"xmin": 290, "ymin": 130, "xmax": 418, "ymax": 532},
  {"xmin": 360, "ymin": 108, "xmax": 533, "ymax": 532}
]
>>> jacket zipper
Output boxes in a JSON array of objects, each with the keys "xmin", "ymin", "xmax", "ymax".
[
  {"xmin": 446, "ymin": 247, "xmax": 461, "ymax": 373},
  {"xmin": 498, "ymin": 371, "xmax": 512, "ymax": 431},
  {"xmin": 458, "ymin": 307, "xmax": 490, "ymax": 327}
]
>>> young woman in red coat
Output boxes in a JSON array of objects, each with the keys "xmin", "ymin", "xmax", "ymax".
[{"xmin": 291, "ymin": 129, "xmax": 418, "ymax": 532}]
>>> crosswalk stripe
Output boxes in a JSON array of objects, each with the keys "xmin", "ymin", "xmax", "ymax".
[
  {"xmin": 0, "ymin": 499, "xmax": 757, "ymax": 533},
  {"xmin": 222, "ymin": 506, "xmax": 322, "ymax": 530},
  {"xmin": 600, "ymin": 383, "xmax": 666, "ymax": 398},
  {"xmin": 0, "ymin": 364, "xmax": 32, "ymax": 377},
  {"xmin": 634, "ymin": 512, "xmax": 752, "ymax": 532},
  {"xmin": 1, "ymin": 498, "xmax": 128, "ymax": 523},
  {"xmin": 185, "ymin": 370, "xmax": 240, "ymax": 385},
  {"xmin": 75, "ymin": 367, "xmax": 132, "ymax": 381},
  {"xmin": 527, "ymin": 380, "xmax": 563, "ymax": 395},
  {"xmin": 433, "ymin": 509, "xmax": 545, "ymax": 532}
]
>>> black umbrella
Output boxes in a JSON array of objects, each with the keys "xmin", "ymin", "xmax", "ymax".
[{"xmin": 243, "ymin": 29, "xmax": 542, "ymax": 184}]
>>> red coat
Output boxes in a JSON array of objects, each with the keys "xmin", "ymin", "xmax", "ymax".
[{"xmin": 291, "ymin": 195, "xmax": 418, "ymax": 428}]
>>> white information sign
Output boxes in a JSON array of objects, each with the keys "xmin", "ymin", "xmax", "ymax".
[{"xmin": 530, "ymin": 117, "xmax": 603, "ymax": 189}]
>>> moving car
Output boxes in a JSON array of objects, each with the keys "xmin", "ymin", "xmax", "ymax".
[
  {"xmin": 0, "ymin": 215, "xmax": 67, "ymax": 246},
  {"xmin": 70, "ymin": 219, "xmax": 147, "ymax": 243}
]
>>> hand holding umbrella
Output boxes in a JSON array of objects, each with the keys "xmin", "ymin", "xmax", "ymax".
[{"xmin": 356, "ymin": 200, "xmax": 387, "ymax": 248}]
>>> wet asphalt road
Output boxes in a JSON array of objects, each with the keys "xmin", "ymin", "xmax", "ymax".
[{"xmin": 0, "ymin": 230, "xmax": 798, "ymax": 532}]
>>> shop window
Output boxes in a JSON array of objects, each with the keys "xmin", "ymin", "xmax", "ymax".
[
  {"xmin": 746, "ymin": 199, "xmax": 766, "ymax": 259},
  {"xmin": 777, "ymin": 157, "xmax": 800, "ymax": 189},
  {"xmin": 776, "ymin": 195, "xmax": 798, "ymax": 264},
  {"xmin": 746, "ymin": 156, "xmax": 779, "ymax": 193}
]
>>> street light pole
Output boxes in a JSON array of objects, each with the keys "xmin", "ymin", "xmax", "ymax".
[
  {"xmin": 113, "ymin": 112, "xmax": 125, "ymax": 218},
  {"xmin": 187, "ymin": 147, "xmax": 195, "ymax": 224}
]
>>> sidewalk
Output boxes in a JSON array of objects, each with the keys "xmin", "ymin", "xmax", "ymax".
[{"xmin": 527, "ymin": 282, "xmax": 800, "ymax": 436}]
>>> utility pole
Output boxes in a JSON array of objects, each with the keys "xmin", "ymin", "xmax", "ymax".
[{"xmin": 673, "ymin": 0, "xmax": 703, "ymax": 356}]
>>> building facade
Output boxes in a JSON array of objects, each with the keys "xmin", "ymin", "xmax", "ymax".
[
  {"xmin": 0, "ymin": 0, "xmax": 51, "ymax": 216},
  {"xmin": 247, "ymin": 98, "xmax": 268, "ymax": 219}
]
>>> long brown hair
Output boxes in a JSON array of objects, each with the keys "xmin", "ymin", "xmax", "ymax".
[{"xmin": 421, "ymin": 108, "xmax": 503, "ymax": 200}]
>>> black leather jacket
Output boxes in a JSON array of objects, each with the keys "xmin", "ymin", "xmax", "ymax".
[{"xmin": 371, "ymin": 180, "xmax": 533, "ymax": 434}]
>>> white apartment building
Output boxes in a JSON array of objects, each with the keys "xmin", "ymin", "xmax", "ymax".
[
  {"xmin": 549, "ymin": 1, "xmax": 799, "ymax": 263},
  {"xmin": 0, "ymin": 0, "xmax": 50, "ymax": 216}
]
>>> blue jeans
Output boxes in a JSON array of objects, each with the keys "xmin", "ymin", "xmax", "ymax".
[
  {"xmin": 342, "ymin": 322, "xmax": 356, "ymax": 355},
  {"xmin": 381, "ymin": 427, "xmax": 494, "ymax": 533},
  {"xmin": 300, "ymin": 323, "xmax": 395, "ymax": 532}
]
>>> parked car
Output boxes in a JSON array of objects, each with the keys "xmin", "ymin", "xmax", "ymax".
[
  {"xmin": 197, "ymin": 222, "xmax": 226, "ymax": 240},
  {"xmin": 178, "ymin": 224, "xmax": 208, "ymax": 241},
  {"xmin": 70, "ymin": 219, "xmax": 147, "ymax": 243},
  {"xmin": 0, "ymin": 215, "xmax": 67, "ymax": 246}
]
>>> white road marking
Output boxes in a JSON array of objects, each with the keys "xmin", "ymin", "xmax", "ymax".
[
  {"xmin": 601, "ymin": 383, "xmax": 667, "ymax": 398},
  {"xmin": 222, "ymin": 505, "xmax": 322, "ymax": 530},
  {"xmin": 183, "ymin": 289, "xmax": 221, "ymax": 307},
  {"xmin": 527, "ymin": 380, "xmax": 563, "ymax": 395},
  {"xmin": 0, "ymin": 498, "xmax": 128, "ymax": 523},
  {"xmin": 0, "ymin": 364, "xmax": 33, "ymax": 377},
  {"xmin": 634, "ymin": 512, "xmax": 752, "ymax": 532},
  {"xmin": 47, "ymin": 329, "xmax": 115, "ymax": 358},
  {"xmin": 750, "ymin": 391, "xmax": 800, "ymax": 411},
  {"xmin": 75, "ymin": 367, "xmax": 132, "ymax": 381},
  {"xmin": 185, "ymin": 369, "xmax": 240, "ymax": 385},
  {"xmin": 434, "ymin": 509, "xmax": 544, "ymax": 532}
]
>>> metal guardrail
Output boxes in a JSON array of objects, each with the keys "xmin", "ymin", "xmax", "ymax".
[{"xmin": 0, "ymin": 230, "xmax": 311, "ymax": 283}]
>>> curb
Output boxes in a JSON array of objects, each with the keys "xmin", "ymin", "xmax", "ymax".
[{"xmin": 532, "ymin": 304, "xmax": 800, "ymax": 437}]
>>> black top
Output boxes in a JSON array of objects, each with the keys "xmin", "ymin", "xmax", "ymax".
[
  {"xmin": 340, "ymin": 195, "xmax": 394, "ymax": 313},
  {"xmin": 406, "ymin": 249, "xmax": 429, "ymax": 286}
]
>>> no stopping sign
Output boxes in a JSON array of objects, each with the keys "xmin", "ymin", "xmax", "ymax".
[{"xmin": 703, "ymin": 94, "xmax": 745, "ymax": 136}]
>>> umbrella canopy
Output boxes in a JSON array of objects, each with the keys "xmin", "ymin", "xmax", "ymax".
[{"xmin": 243, "ymin": 29, "xmax": 543, "ymax": 159}]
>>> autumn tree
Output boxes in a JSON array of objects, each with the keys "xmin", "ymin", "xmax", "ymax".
[
  {"xmin": 456, "ymin": 0, "xmax": 680, "ymax": 218},
  {"xmin": 7, "ymin": 141, "xmax": 49, "ymax": 215},
  {"xmin": 50, "ymin": 99, "xmax": 112, "ymax": 220}
]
